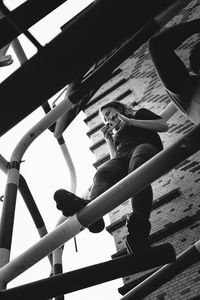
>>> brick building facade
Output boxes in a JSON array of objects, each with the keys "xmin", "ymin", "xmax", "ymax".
[{"xmin": 83, "ymin": 1, "xmax": 200, "ymax": 298}]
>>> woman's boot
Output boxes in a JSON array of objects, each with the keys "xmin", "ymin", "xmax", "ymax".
[
  {"xmin": 126, "ymin": 211, "xmax": 151, "ymax": 254},
  {"xmin": 54, "ymin": 189, "xmax": 105, "ymax": 233}
]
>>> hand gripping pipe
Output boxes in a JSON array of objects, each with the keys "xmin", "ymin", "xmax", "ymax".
[{"xmin": 0, "ymin": 122, "xmax": 200, "ymax": 289}]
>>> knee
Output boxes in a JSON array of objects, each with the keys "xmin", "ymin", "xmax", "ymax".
[
  {"xmin": 128, "ymin": 161, "xmax": 140, "ymax": 173},
  {"xmin": 94, "ymin": 169, "xmax": 114, "ymax": 184},
  {"xmin": 128, "ymin": 154, "xmax": 153, "ymax": 173},
  {"xmin": 94, "ymin": 168, "xmax": 120, "ymax": 185}
]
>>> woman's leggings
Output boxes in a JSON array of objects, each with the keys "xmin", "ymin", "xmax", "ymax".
[
  {"xmin": 148, "ymin": 19, "xmax": 200, "ymax": 94},
  {"xmin": 88, "ymin": 143, "xmax": 158, "ymax": 219}
]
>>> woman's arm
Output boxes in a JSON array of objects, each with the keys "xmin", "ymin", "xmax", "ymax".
[
  {"xmin": 118, "ymin": 114, "xmax": 169, "ymax": 132},
  {"xmin": 101, "ymin": 125, "xmax": 116, "ymax": 158},
  {"xmin": 105, "ymin": 136, "xmax": 116, "ymax": 158}
]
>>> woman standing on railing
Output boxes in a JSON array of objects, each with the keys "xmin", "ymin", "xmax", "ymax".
[{"xmin": 53, "ymin": 100, "xmax": 168, "ymax": 254}]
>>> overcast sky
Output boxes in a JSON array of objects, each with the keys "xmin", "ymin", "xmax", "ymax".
[{"xmin": 0, "ymin": 1, "xmax": 123, "ymax": 299}]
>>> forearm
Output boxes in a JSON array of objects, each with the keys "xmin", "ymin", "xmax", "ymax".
[
  {"xmin": 128, "ymin": 118, "xmax": 168, "ymax": 132},
  {"xmin": 105, "ymin": 138, "xmax": 116, "ymax": 158}
]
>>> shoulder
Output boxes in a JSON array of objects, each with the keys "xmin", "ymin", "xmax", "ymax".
[
  {"xmin": 136, "ymin": 108, "xmax": 149, "ymax": 114},
  {"xmin": 135, "ymin": 108, "xmax": 161, "ymax": 119}
]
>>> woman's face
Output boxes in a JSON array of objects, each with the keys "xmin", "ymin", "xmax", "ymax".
[{"xmin": 100, "ymin": 107, "xmax": 119, "ymax": 124}]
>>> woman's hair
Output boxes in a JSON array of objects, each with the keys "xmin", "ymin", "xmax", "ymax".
[
  {"xmin": 99, "ymin": 101, "xmax": 135, "ymax": 119},
  {"xmin": 189, "ymin": 41, "xmax": 200, "ymax": 75}
]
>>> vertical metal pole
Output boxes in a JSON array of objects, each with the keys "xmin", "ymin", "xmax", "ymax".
[
  {"xmin": 11, "ymin": 38, "xmax": 27, "ymax": 65},
  {"xmin": 57, "ymin": 136, "xmax": 77, "ymax": 193},
  {"xmin": 0, "ymin": 96, "xmax": 74, "ymax": 288},
  {"xmin": 0, "ymin": 155, "xmax": 52, "ymax": 267},
  {"xmin": 53, "ymin": 136, "xmax": 78, "ymax": 300},
  {"xmin": 18, "ymin": 176, "xmax": 53, "ymax": 267},
  {"xmin": 0, "ymin": 161, "xmax": 19, "ymax": 289}
]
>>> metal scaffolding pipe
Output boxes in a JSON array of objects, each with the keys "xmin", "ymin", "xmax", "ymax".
[
  {"xmin": 0, "ymin": 0, "xmax": 183, "ymax": 136},
  {"xmin": 56, "ymin": 136, "xmax": 77, "ymax": 193},
  {"xmin": 53, "ymin": 135, "xmax": 77, "ymax": 300},
  {"xmin": 54, "ymin": 77, "xmax": 102, "ymax": 138},
  {"xmin": 121, "ymin": 242, "xmax": 200, "ymax": 300},
  {"xmin": 0, "ymin": 154, "xmax": 52, "ymax": 266},
  {"xmin": 18, "ymin": 176, "xmax": 50, "ymax": 235},
  {"xmin": 0, "ymin": 95, "xmax": 74, "ymax": 278},
  {"xmin": 0, "ymin": 155, "xmax": 46, "ymax": 232},
  {"xmin": 0, "ymin": 43, "xmax": 10, "ymax": 56},
  {"xmin": 0, "ymin": 0, "xmax": 77, "ymax": 48},
  {"xmin": 0, "ymin": 243, "xmax": 175, "ymax": 300},
  {"xmin": 0, "ymin": 123, "xmax": 199, "ymax": 287},
  {"xmin": 11, "ymin": 38, "xmax": 27, "ymax": 65}
]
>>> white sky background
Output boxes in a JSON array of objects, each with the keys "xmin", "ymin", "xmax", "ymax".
[{"xmin": 0, "ymin": 0, "xmax": 123, "ymax": 299}]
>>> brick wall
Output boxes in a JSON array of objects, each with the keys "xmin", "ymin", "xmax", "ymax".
[{"xmin": 83, "ymin": 1, "xmax": 200, "ymax": 298}]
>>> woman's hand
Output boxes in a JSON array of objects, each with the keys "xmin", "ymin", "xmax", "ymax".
[
  {"xmin": 101, "ymin": 124, "xmax": 113, "ymax": 140},
  {"xmin": 101, "ymin": 124, "xmax": 116, "ymax": 157},
  {"xmin": 117, "ymin": 113, "xmax": 131, "ymax": 129}
]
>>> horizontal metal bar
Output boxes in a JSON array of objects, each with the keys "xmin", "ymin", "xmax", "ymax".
[
  {"xmin": 0, "ymin": 243, "xmax": 175, "ymax": 299},
  {"xmin": 0, "ymin": 123, "xmax": 199, "ymax": 286},
  {"xmin": 121, "ymin": 243, "xmax": 200, "ymax": 299},
  {"xmin": 0, "ymin": 0, "xmax": 74, "ymax": 48},
  {"xmin": 0, "ymin": 0, "xmax": 178, "ymax": 136}
]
